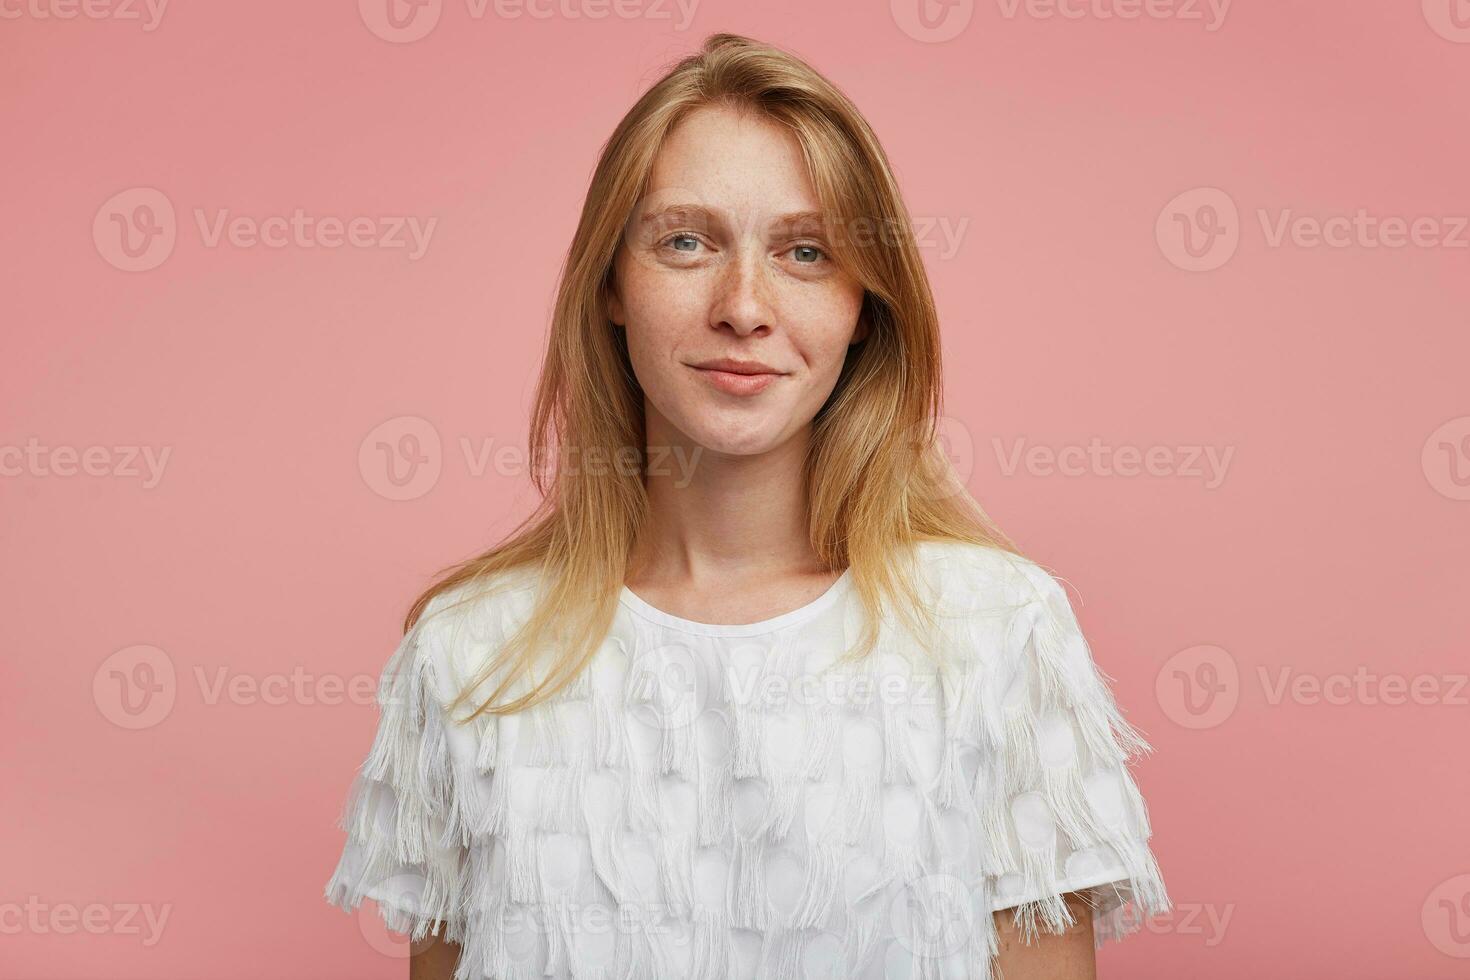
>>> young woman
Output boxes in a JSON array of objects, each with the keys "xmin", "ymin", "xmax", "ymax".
[{"xmin": 325, "ymin": 33, "xmax": 1168, "ymax": 980}]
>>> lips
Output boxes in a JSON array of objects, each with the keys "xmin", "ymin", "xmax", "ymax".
[
  {"xmin": 688, "ymin": 361, "xmax": 784, "ymax": 396},
  {"xmin": 690, "ymin": 358, "xmax": 784, "ymax": 375}
]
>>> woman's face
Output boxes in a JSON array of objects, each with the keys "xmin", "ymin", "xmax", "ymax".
[{"xmin": 608, "ymin": 104, "xmax": 868, "ymax": 458}]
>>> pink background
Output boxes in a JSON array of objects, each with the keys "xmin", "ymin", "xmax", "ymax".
[{"xmin": 4, "ymin": 1, "xmax": 1469, "ymax": 977}]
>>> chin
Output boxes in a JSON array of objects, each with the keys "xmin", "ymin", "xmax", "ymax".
[{"xmin": 682, "ymin": 420, "xmax": 786, "ymax": 458}]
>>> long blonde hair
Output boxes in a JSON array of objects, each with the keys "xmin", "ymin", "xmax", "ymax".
[{"xmin": 411, "ymin": 32, "xmax": 1022, "ymax": 722}]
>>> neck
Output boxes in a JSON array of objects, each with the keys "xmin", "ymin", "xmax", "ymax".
[{"xmin": 629, "ymin": 410, "xmax": 824, "ymax": 586}]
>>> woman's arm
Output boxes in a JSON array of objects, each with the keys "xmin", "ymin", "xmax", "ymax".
[
  {"xmin": 991, "ymin": 891, "xmax": 1098, "ymax": 980},
  {"xmin": 408, "ymin": 934, "xmax": 460, "ymax": 980}
]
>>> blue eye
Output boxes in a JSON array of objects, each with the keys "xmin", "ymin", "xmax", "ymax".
[{"xmin": 665, "ymin": 234, "xmax": 701, "ymax": 252}]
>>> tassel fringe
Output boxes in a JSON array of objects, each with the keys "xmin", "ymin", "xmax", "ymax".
[{"xmin": 323, "ymin": 544, "xmax": 1170, "ymax": 977}]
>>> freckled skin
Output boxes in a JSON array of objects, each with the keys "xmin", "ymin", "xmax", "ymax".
[{"xmin": 607, "ymin": 104, "xmax": 869, "ymax": 460}]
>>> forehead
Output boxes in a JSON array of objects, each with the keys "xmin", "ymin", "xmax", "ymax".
[{"xmin": 644, "ymin": 104, "xmax": 822, "ymax": 221}]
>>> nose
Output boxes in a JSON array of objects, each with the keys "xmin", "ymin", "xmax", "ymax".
[{"xmin": 709, "ymin": 249, "xmax": 774, "ymax": 336}]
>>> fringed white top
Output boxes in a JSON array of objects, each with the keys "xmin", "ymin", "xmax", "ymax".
[{"xmin": 324, "ymin": 539, "xmax": 1169, "ymax": 979}]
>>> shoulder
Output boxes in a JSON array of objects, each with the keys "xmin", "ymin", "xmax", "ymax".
[
  {"xmin": 917, "ymin": 540, "xmax": 1147, "ymax": 753},
  {"xmin": 910, "ymin": 537, "xmax": 1073, "ymax": 617},
  {"xmin": 906, "ymin": 538, "xmax": 1095, "ymax": 688},
  {"xmin": 417, "ymin": 564, "xmax": 540, "ymax": 636},
  {"xmin": 407, "ymin": 564, "xmax": 543, "ymax": 695}
]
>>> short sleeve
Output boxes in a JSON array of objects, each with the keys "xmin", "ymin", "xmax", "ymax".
[
  {"xmin": 322, "ymin": 610, "xmax": 473, "ymax": 946},
  {"xmin": 975, "ymin": 561, "xmax": 1170, "ymax": 945}
]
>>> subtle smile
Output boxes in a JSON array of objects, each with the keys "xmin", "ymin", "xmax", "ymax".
[{"xmin": 687, "ymin": 358, "xmax": 787, "ymax": 396}]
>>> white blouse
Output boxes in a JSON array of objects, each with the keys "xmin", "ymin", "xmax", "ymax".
[{"xmin": 324, "ymin": 539, "xmax": 1169, "ymax": 978}]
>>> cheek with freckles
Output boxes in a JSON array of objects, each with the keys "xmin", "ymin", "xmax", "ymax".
[{"xmin": 792, "ymin": 296, "xmax": 865, "ymax": 385}]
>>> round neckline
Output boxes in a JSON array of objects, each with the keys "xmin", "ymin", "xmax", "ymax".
[{"xmin": 618, "ymin": 567, "xmax": 853, "ymax": 636}]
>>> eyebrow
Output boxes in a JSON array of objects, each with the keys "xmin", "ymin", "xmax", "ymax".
[{"xmin": 638, "ymin": 204, "xmax": 829, "ymax": 232}]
